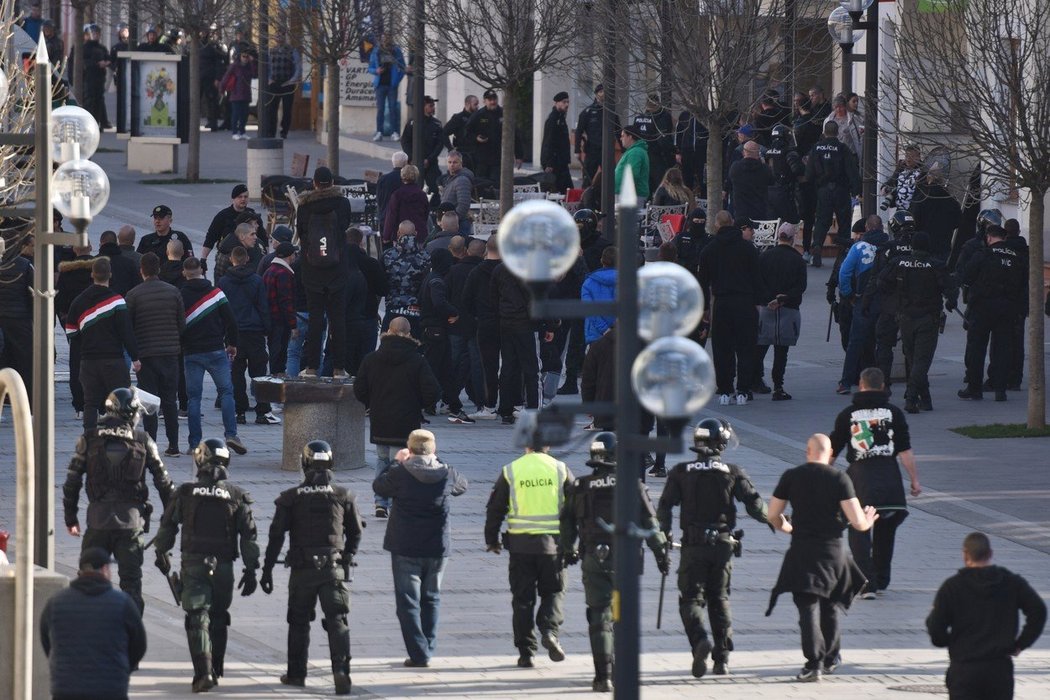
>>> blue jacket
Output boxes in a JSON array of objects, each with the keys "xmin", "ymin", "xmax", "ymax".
[
  {"xmin": 40, "ymin": 573, "xmax": 147, "ymax": 699},
  {"xmin": 838, "ymin": 229, "xmax": 888, "ymax": 299},
  {"xmin": 582, "ymin": 267, "xmax": 617, "ymax": 343},
  {"xmin": 368, "ymin": 44, "xmax": 407, "ymax": 89},
  {"xmin": 373, "ymin": 454, "xmax": 468, "ymax": 558},
  {"xmin": 218, "ymin": 264, "xmax": 270, "ymax": 334}
]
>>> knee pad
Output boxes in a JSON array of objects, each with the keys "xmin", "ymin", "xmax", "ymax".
[
  {"xmin": 322, "ymin": 615, "xmax": 348, "ymax": 633},
  {"xmin": 185, "ymin": 611, "xmax": 207, "ymax": 632},
  {"xmin": 210, "ymin": 611, "xmax": 231, "ymax": 628},
  {"xmin": 287, "ymin": 607, "xmax": 316, "ymax": 626}
]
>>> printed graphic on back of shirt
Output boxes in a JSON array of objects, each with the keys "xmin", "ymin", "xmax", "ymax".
[{"xmin": 849, "ymin": 407, "xmax": 895, "ymax": 458}]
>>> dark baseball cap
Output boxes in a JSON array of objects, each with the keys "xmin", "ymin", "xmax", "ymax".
[
  {"xmin": 79, "ymin": 547, "xmax": 114, "ymax": 570},
  {"xmin": 231, "ymin": 183, "xmax": 248, "ymax": 198},
  {"xmin": 483, "ymin": 89, "xmax": 498, "ymax": 100},
  {"xmin": 423, "ymin": 95, "xmax": 438, "ymax": 104},
  {"xmin": 275, "ymin": 241, "xmax": 297, "ymax": 257},
  {"xmin": 272, "ymin": 225, "xmax": 294, "ymax": 243},
  {"xmin": 313, "ymin": 166, "xmax": 334, "ymax": 184},
  {"xmin": 152, "ymin": 205, "xmax": 172, "ymax": 218}
]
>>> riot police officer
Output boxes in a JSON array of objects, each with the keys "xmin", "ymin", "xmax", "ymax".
[
  {"xmin": 864, "ymin": 209, "xmax": 916, "ymax": 394},
  {"xmin": 765, "ymin": 124, "xmax": 804, "ymax": 225},
  {"xmin": 576, "ymin": 208, "xmax": 613, "ymax": 273},
  {"xmin": 805, "ymin": 121, "xmax": 860, "ymax": 266},
  {"xmin": 955, "ymin": 208, "xmax": 1002, "ymax": 281},
  {"xmin": 657, "ymin": 418, "xmax": 770, "ymax": 678},
  {"xmin": 575, "ymin": 85, "xmax": 615, "ymax": 186},
  {"xmin": 485, "ymin": 437, "xmax": 574, "ymax": 668},
  {"xmin": 877, "ymin": 231, "xmax": 958, "ymax": 413},
  {"xmin": 560, "ymin": 432, "xmax": 668, "ymax": 692},
  {"xmin": 63, "ymin": 387, "xmax": 174, "ymax": 614},
  {"xmin": 154, "ymin": 438, "xmax": 260, "ymax": 693},
  {"xmin": 958, "ymin": 224, "xmax": 1027, "ymax": 401},
  {"xmin": 261, "ymin": 441, "xmax": 363, "ymax": 695}
]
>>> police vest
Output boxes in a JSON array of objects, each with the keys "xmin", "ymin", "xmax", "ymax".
[
  {"xmin": 287, "ymin": 481, "xmax": 345, "ymax": 566},
  {"xmin": 503, "ymin": 453, "xmax": 567, "ymax": 535},
  {"xmin": 180, "ymin": 480, "xmax": 241, "ymax": 558},
  {"xmin": 85, "ymin": 425, "xmax": 148, "ymax": 503},
  {"xmin": 677, "ymin": 459, "xmax": 738, "ymax": 543},
  {"xmin": 575, "ymin": 470, "xmax": 616, "ymax": 546}
]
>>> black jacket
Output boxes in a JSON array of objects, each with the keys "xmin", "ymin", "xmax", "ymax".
[
  {"xmin": 180, "ymin": 277, "xmax": 239, "ymax": 355},
  {"xmin": 445, "ymin": 255, "xmax": 482, "ymax": 336},
  {"xmin": 401, "ymin": 115, "xmax": 445, "ymax": 168},
  {"xmin": 729, "ymin": 157, "xmax": 773, "ymax": 222},
  {"xmin": 927, "ymin": 565, "xmax": 1046, "ymax": 663},
  {"xmin": 136, "ymin": 229, "xmax": 194, "ymax": 261},
  {"xmin": 40, "ymin": 573, "xmax": 147, "ymax": 699},
  {"xmin": 443, "ymin": 108, "xmax": 476, "ymax": 155},
  {"xmin": 464, "ymin": 105, "xmax": 523, "ymax": 159},
  {"xmin": 962, "ymin": 240, "xmax": 1027, "ymax": 314},
  {"xmin": 541, "ymin": 107, "xmax": 570, "ymax": 169},
  {"xmin": 877, "ymin": 250, "xmax": 957, "ymax": 318},
  {"xmin": 373, "ymin": 453, "xmax": 467, "ymax": 558},
  {"xmin": 758, "ymin": 244, "xmax": 807, "ymax": 308},
  {"xmin": 214, "ymin": 233, "xmax": 265, "ymax": 281},
  {"xmin": 581, "ymin": 327, "xmax": 615, "ymax": 429},
  {"xmin": 0, "ymin": 254, "xmax": 33, "ymax": 320},
  {"xmin": 97, "ymin": 243, "xmax": 141, "ymax": 296},
  {"xmin": 125, "ymin": 277, "xmax": 185, "ymax": 358},
  {"xmin": 65, "ymin": 284, "xmax": 139, "ymax": 361},
  {"xmin": 575, "ymin": 99, "xmax": 610, "ymax": 154},
  {"xmin": 697, "ymin": 226, "xmax": 764, "ymax": 304},
  {"xmin": 419, "ymin": 250, "xmax": 457, "ymax": 330},
  {"xmin": 375, "ymin": 168, "xmax": 403, "ymax": 230},
  {"xmin": 806, "ymin": 137, "xmax": 860, "ymax": 194},
  {"xmin": 205, "ymin": 205, "xmax": 262, "ymax": 251},
  {"xmin": 55, "ymin": 255, "xmax": 96, "ymax": 322},
  {"xmin": 353, "ymin": 334, "xmax": 441, "ymax": 446},
  {"xmin": 829, "ymin": 390, "xmax": 912, "ymax": 509},
  {"xmin": 347, "ymin": 246, "xmax": 388, "ymax": 319},
  {"xmin": 461, "ymin": 258, "xmax": 501, "ymax": 328},
  {"xmin": 159, "ymin": 259, "xmax": 185, "ymax": 288},
  {"xmin": 295, "ymin": 187, "xmax": 354, "ymax": 291},
  {"xmin": 490, "ymin": 262, "xmax": 539, "ymax": 333},
  {"xmin": 218, "ymin": 264, "xmax": 270, "ymax": 333}
]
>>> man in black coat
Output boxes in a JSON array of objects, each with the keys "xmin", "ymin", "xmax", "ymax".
[
  {"xmin": 491, "ymin": 259, "xmax": 546, "ymax": 423},
  {"xmin": 345, "ymin": 227, "xmax": 389, "ymax": 375},
  {"xmin": 754, "ymin": 223, "xmax": 807, "ymax": 400},
  {"xmin": 137, "ymin": 205, "xmax": 194, "ymax": 261},
  {"xmin": 461, "ymin": 237, "xmax": 503, "ymax": 418},
  {"xmin": 445, "ymin": 238, "xmax": 486, "ymax": 416},
  {"xmin": 353, "ymin": 316, "xmax": 441, "ymax": 519},
  {"xmin": 56, "ymin": 243, "xmax": 96, "ymax": 418},
  {"xmin": 729, "ymin": 140, "xmax": 773, "ymax": 224},
  {"xmin": 97, "ymin": 230, "xmax": 140, "ymax": 296},
  {"xmin": 633, "ymin": 96, "xmax": 675, "ymax": 195},
  {"xmin": 575, "ymin": 85, "xmax": 614, "ymax": 186},
  {"xmin": 401, "ymin": 95, "xmax": 445, "ymax": 195},
  {"xmin": 443, "ymin": 94, "xmax": 479, "ymax": 169},
  {"xmin": 0, "ymin": 235, "xmax": 35, "ymax": 403},
  {"xmin": 464, "ymin": 89, "xmax": 523, "ymax": 186},
  {"xmin": 202, "ymin": 184, "xmax": 259, "ymax": 266},
  {"xmin": 541, "ymin": 92, "xmax": 573, "ymax": 194},
  {"xmin": 376, "ymin": 152, "xmax": 408, "ymax": 234}
]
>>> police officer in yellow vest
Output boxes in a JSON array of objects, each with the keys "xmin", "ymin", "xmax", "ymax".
[{"xmin": 485, "ymin": 439, "xmax": 574, "ymax": 668}]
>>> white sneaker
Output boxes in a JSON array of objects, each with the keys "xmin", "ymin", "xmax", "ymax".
[
  {"xmin": 469, "ymin": 406, "xmax": 498, "ymax": 420},
  {"xmin": 513, "ymin": 405, "xmax": 525, "ymax": 418},
  {"xmin": 232, "ymin": 133, "xmax": 240, "ymax": 140},
  {"xmin": 718, "ymin": 393, "xmax": 731, "ymax": 406},
  {"xmin": 390, "ymin": 132, "xmax": 400, "ymax": 141},
  {"xmin": 436, "ymin": 401, "xmax": 451, "ymax": 415},
  {"xmin": 372, "ymin": 131, "xmax": 383, "ymax": 141},
  {"xmin": 802, "ymin": 252, "xmax": 812, "ymax": 264},
  {"xmin": 541, "ymin": 398, "xmax": 553, "ymax": 408},
  {"xmin": 736, "ymin": 393, "xmax": 748, "ymax": 406}
]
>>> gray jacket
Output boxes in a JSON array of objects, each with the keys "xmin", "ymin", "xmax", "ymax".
[
  {"xmin": 441, "ymin": 168, "xmax": 474, "ymax": 222},
  {"xmin": 125, "ymin": 277, "xmax": 186, "ymax": 358}
]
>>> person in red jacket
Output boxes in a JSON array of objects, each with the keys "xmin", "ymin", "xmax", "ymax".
[
  {"xmin": 263, "ymin": 242, "xmax": 298, "ymax": 375},
  {"xmin": 382, "ymin": 165, "xmax": 430, "ymax": 245}
]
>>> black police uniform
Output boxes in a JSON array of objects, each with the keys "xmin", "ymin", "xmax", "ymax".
[
  {"xmin": 675, "ymin": 110, "xmax": 709, "ymax": 191},
  {"xmin": 960, "ymin": 239, "xmax": 1027, "ymax": 398},
  {"xmin": 877, "ymin": 242, "xmax": 957, "ymax": 410},
  {"xmin": 806, "ymin": 136, "xmax": 859, "ymax": 249},
  {"xmin": 136, "ymin": 228, "xmax": 195, "ymax": 261},
  {"xmin": 154, "ymin": 459, "xmax": 260, "ymax": 690},
  {"xmin": 401, "ymin": 113, "xmax": 445, "ymax": 194},
  {"xmin": 986, "ymin": 234, "xmax": 1029, "ymax": 390},
  {"xmin": 199, "ymin": 37, "xmax": 228, "ymax": 129},
  {"xmin": 464, "ymin": 105, "xmax": 522, "ymax": 186},
  {"xmin": 63, "ymin": 413, "xmax": 174, "ymax": 613},
  {"xmin": 263, "ymin": 467, "xmax": 363, "ymax": 691},
  {"xmin": 560, "ymin": 460, "xmax": 667, "ymax": 689},
  {"xmin": 575, "ymin": 97, "xmax": 612, "ymax": 186},
  {"xmin": 443, "ymin": 108, "xmax": 477, "ymax": 169},
  {"xmin": 863, "ymin": 230, "xmax": 914, "ymax": 393},
  {"xmin": 765, "ymin": 138, "xmax": 804, "ymax": 224},
  {"xmin": 541, "ymin": 106, "xmax": 573, "ymax": 194},
  {"xmin": 80, "ymin": 37, "xmax": 111, "ymax": 129},
  {"xmin": 633, "ymin": 107, "xmax": 675, "ymax": 195},
  {"xmin": 657, "ymin": 453, "xmax": 768, "ymax": 672}
]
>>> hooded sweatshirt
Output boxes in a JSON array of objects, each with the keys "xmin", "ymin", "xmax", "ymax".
[
  {"xmin": 353, "ymin": 334, "xmax": 441, "ymax": 445},
  {"xmin": 926, "ymin": 565, "xmax": 1046, "ymax": 663},
  {"xmin": 838, "ymin": 228, "xmax": 889, "ymax": 298},
  {"xmin": 218, "ymin": 263, "xmax": 270, "ymax": 333},
  {"xmin": 181, "ymin": 277, "xmax": 239, "ymax": 355},
  {"xmin": 382, "ymin": 234, "xmax": 431, "ymax": 314},
  {"xmin": 829, "ymin": 390, "xmax": 911, "ymax": 509},
  {"xmin": 697, "ymin": 226, "xmax": 764, "ymax": 305},
  {"xmin": 373, "ymin": 453, "xmax": 468, "ymax": 558},
  {"xmin": 581, "ymin": 267, "xmax": 617, "ymax": 343}
]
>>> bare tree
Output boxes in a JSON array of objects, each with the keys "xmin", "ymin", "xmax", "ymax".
[
  {"xmin": 625, "ymin": 0, "xmax": 829, "ymax": 229},
  {"xmin": 420, "ymin": 0, "xmax": 581, "ymax": 213},
  {"xmin": 891, "ymin": 0, "xmax": 1048, "ymax": 428},
  {"xmin": 277, "ymin": 0, "xmax": 380, "ymax": 178},
  {"xmin": 139, "ymin": 0, "xmax": 239, "ymax": 181}
]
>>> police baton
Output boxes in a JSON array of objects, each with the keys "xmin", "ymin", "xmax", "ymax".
[
  {"xmin": 826, "ymin": 302, "xmax": 837, "ymax": 343},
  {"xmin": 656, "ymin": 541, "xmax": 680, "ymax": 630},
  {"xmin": 165, "ymin": 571, "xmax": 183, "ymax": 605}
]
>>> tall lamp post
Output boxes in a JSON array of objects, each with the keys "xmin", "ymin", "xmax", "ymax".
[
  {"xmin": 499, "ymin": 173, "xmax": 715, "ymax": 697},
  {"xmin": 0, "ymin": 40, "xmax": 110, "ymax": 567}
]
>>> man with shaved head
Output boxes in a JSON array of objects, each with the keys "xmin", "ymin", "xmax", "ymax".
[{"xmin": 728, "ymin": 138, "xmax": 773, "ymax": 224}]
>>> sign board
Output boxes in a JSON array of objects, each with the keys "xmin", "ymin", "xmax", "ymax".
[
  {"xmin": 117, "ymin": 52, "xmax": 188, "ymax": 142},
  {"xmin": 339, "ymin": 58, "xmax": 375, "ymax": 107}
]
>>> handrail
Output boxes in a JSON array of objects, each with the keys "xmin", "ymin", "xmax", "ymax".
[{"xmin": 0, "ymin": 368, "xmax": 35, "ymax": 700}]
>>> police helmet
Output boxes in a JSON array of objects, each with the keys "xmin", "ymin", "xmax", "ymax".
[
  {"xmin": 574, "ymin": 208, "xmax": 598, "ymax": 234},
  {"xmin": 586, "ymin": 432, "xmax": 617, "ymax": 469},
  {"xmin": 145, "ymin": 24, "xmax": 158, "ymax": 35},
  {"xmin": 83, "ymin": 23, "xmax": 100, "ymax": 35},
  {"xmin": 770, "ymin": 124, "xmax": 791, "ymax": 146},
  {"xmin": 977, "ymin": 208, "xmax": 1003, "ymax": 235},
  {"xmin": 104, "ymin": 387, "xmax": 141, "ymax": 423},
  {"xmin": 691, "ymin": 418, "xmax": 735, "ymax": 455},
  {"xmin": 889, "ymin": 209, "xmax": 915, "ymax": 236},
  {"xmin": 301, "ymin": 440, "xmax": 334, "ymax": 471},
  {"xmin": 193, "ymin": 438, "xmax": 231, "ymax": 471}
]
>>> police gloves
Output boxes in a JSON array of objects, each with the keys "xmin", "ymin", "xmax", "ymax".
[
  {"xmin": 342, "ymin": 554, "xmax": 356, "ymax": 582},
  {"xmin": 259, "ymin": 567, "xmax": 273, "ymax": 595},
  {"xmin": 155, "ymin": 551, "xmax": 172, "ymax": 576},
  {"xmin": 486, "ymin": 543, "xmax": 502, "ymax": 555},
  {"xmin": 238, "ymin": 568, "xmax": 258, "ymax": 597},
  {"xmin": 560, "ymin": 548, "xmax": 579, "ymax": 567},
  {"xmin": 826, "ymin": 287, "xmax": 837, "ymax": 305},
  {"xmin": 655, "ymin": 551, "xmax": 671, "ymax": 576}
]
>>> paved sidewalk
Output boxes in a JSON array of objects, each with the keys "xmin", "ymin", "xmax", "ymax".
[{"xmin": 2, "ymin": 124, "xmax": 1049, "ymax": 698}]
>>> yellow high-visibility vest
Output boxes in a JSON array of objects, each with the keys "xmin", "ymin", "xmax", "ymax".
[{"xmin": 503, "ymin": 452, "xmax": 567, "ymax": 535}]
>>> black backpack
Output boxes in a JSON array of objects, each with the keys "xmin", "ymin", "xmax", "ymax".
[{"xmin": 306, "ymin": 210, "xmax": 341, "ymax": 268}]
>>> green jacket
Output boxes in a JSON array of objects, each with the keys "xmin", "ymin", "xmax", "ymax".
[{"xmin": 615, "ymin": 139, "xmax": 650, "ymax": 199}]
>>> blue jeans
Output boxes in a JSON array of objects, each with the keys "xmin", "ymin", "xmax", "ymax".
[
  {"xmin": 374, "ymin": 84, "xmax": 400, "ymax": 136},
  {"xmin": 840, "ymin": 303, "xmax": 877, "ymax": 387},
  {"xmin": 286, "ymin": 312, "xmax": 328, "ymax": 376},
  {"xmin": 230, "ymin": 100, "xmax": 249, "ymax": 135},
  {"xmin": 391, "ymin": 554, "xmax": 446, "ymax": 664},
  {"xmin": 375, "ymin": 445, "xmax": 395, "ymax": 509},
  {"xmin": 449, "ymin": 334, "xmax": 483, "ymax": 411},
  {"xmin": 184, "ymin": 350, "xmax": 238, "ymax": 450}
]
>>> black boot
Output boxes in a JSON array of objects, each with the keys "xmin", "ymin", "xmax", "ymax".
[
  {"xmin": 592, "ymin": 654, "xmax": 613, "ymax": 692},
  {"xmin": 557, "ymin": 373, "xmax": 579, "ymax": 395},
  {"xmin": 191, "ymin": 655, "xmax": 216, "ymax": 693},
  {"xmin": 210, "ymin": 624, "xmax": 228, "ymax": 679}
]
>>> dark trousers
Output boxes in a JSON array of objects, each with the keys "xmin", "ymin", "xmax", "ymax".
[
  {"xmin": 680, "ymin": 150, "xmax": 705, "ymax": 192},
  {"xmin": 201, "ymin": 80, "xmax": 220, "ymax": 127},
  {"xmin": 710, "ymin": 297, "xmax": 758, "ymax": 395},
  {"xmin": 305, "ymin": 287, "xmax": 348, "ymax": 372},
  {"xmin": 874, "ymin": 312, "xmax": 899, "ymax": 387},
  {"xmin": 582, "ymin": 147, "xmax": 602, "ymax": 187},
  {"xmin": 83, "ymin": 79, "xmax": 108, "ymax": 128},
  {"xmin": 964, "ymin": 307, "xmax": 1014, "ymax": 394},
  {"xmin": 847, "ymin": 508, "xmax": 908, "ymax": 591},
  {"xmin": 268, "ymin": 324, "xmax": 292, "ymax": 375},
  {"xmin": 792, "ymin": 592, "xmax": 840, "ymax": 670},
  {"xmin": 755, "ymin": 344, "xmax": 790, "ymax": 388},
  {"xmin": 840, "ymin": 302, "xmax": 877, "ymax": 387},
  {"xmin": 798, "ymin": 181, "xmax": 817, "ymax": 250},
  {"xmin": 0, "ymin": 318, "xmax": 33, "ymax": 407},
  {"xmin": 678, "ymin": 540, "xmax": 734, "ymax": 662},
  {"xmin": 345, "ymin": 318, "xmax": 379, "ymax": 376},
  {"xmin": 814, "ymin": 183, "xmax": 852, "ymax": 247},
  {"xmin": 82, "ymin": 527, "xmax": 145, "ymax": 614},
  {"xmin": 181, "ymin": 557, "xmax": 234, "ymax": 672},
  {"xmin": 231, "ymin": 331, "xmax": 271, "ymax": 416},
  {"xmin": 449, "ymin": 333, "xmax": 482, "ymax": 410},
  {"xmin": 422, "ymin": 326, "xmax": 462, "ymax": 413},
  {"xmin": 286, "ymin": 568, "xmax": 351, "ymax": 678},
  {"xmin": 422, "ymin": 163, "xmax": 441, "ymax": 196},
  {"xmin": 475, "ymin": 152, "xmax": 500, "ymax": 185},
  {"xmin": 477, "ymin": 326, "xmax": 501, "ymax": 409},
  {"xmin": 946, "ymin": 658, "xmax": 1013, "ymax": 700},
  {"xmin": 581, "ymin": 551, "xmax": 614, "ymax": 671},
  {"xmin": 508, "ymin": 552, "xmax": 566, "ymax": 655},
  {"xmin": 565, "ymin": 319, "xmax": 586, "ymax": 378},
  {"xmin": 69, "ymin": 335, "xmax": 84, "ymax": 412},
  {"xmin": 80, "ymin": 357, "xmax": 131, "ymax": 431},
  {"xmin": 263, "ymin": 83, "xmax": 295, "ymax": 138},
  {"xmin": 899, "ymin": 313, "xmax": 939, "ymax": 402},
  {"xmin": 550, "ymin": 165, "xmax": 574, "ymax": 194},
  {"xmin": 987, "ymin": 318, "xmax": 1024, "ymax": 389},
  {"xmin": 137, "ymin": 355, "xmax": 180, "ymax": 448},
  {"xmin": 178, "ymin": 351, "xmax": 188, "ymax": 411},
  {"xmin": 498, "ymin": 328, "xmax": 539, "ymax": 415}
]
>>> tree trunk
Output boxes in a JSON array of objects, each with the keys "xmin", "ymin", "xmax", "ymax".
[
  {"xmin": 72, "ymin": 5, "xmax": 85, "ymax": 103},
  {"xmin": 499, "ymin": 87, "xmax": 517, "ymax": 216},
  {"xmin": 1026, "ymin": 190, "xmax": 1046, "ymax": 429},
  {"xmin": 186, "ymin": 34, "xmax": 201, "ymax": 182},
  {"xmin": 326, "ymin": 61, "xmax": 340, "ymax": 178},
  {"xmin": 704, "ymin": 115, "xmax": 723, "ymax": 233}
]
